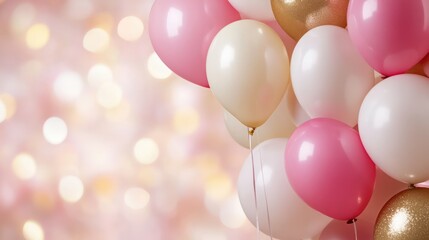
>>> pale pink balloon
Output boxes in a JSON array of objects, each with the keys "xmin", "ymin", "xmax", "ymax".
[
  {"xmin": 320, "ymin": 219, "xmax": 373, "ymax": 240},
  {"xmin": 149, "ymin": 0, "xmax": 240, "ymax": 87},
  {"xmin": 265, "ymin": 20, "xmax": 296, "ymax": 56},
  {"xmin": 348, "ymin": 0, "xmax": 429, "ymax": 76},
  {"xmin": 285, "ymin": 118, "xmax": 376, "ymax": 220}
]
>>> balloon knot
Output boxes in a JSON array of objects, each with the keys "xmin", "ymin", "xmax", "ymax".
[
  {"xmin": 347, "ymin": 218, "xmax": 357, "ymax": 224},
  {"xmin": 409, "ymin": 184, "xmax": 416, "ymax": 189},
  {"xmin": 248, "ymin": 127, "xmax": 255, "ymax": 136}
]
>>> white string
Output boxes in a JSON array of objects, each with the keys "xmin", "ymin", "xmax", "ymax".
[
  {"xmin": 248, "ymin": 128, "xmax": 260, "ymax": 240},
  {"xmin": 258, "ymin": 147, "xmax": 273, "ymax": 240},
  {"xmin": 353, "ymin": 219, "xmax": 358, "ymax": 240}
]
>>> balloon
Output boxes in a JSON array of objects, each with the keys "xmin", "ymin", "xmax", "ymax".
[
  {"xmin": 224, "ymin": 93, "xmax": 295, "ymax": 148},
  {"xmin": 285, "ymin": 85, "xmax": 310, "ymax": 126},
  {"xmin": 320, "ymin": 219, "xmax": 373, "ymax": 240},
  {"xmin": 207, "ymin": 20, "xmax": 289, "ymax": 128},
  {"xmin": 358, "ymin": 168, "xmax": 407, "ymax": 234},
  {"xmin": 149, "ymin": 0, "xmax": 240, "ymax": 87},
  {"xmin": 358, "ymin": 74, "xmax": 429, "ymax": 184},
  {"xmin": 271, "ymin": 0, "xmax": 348, "ymax": 41},
  {"xmin": 285, "ymin": 118, "xmax": 376, "ymax": 220},
  {"xmin": 291, "ymin": 26, "xmax": 375, "ymax": 127},
  {"xmin": 228, "ymin": 0, "xmax": 274, "ymax": 21},
  {"xmin": 237, "ymin": 138, "xmax": 332, "ymax": 239},
  {"xmin": 374, "ymin": 187, "xmax": 429, "ymax": 240},
  {"xmin": 347, "ymin": 0, "xmax": 429, "ymax": 76}
]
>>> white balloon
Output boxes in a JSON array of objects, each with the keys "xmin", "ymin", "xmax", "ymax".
[
  {"xmin": 207, "ymin": 20, "xmax": 289, "ymax": 128},
  {"xmin": 228, "ymin": 0, "xmax": 275, "ymax": 21},
  {"xmin": 224, "ymin": 93, "xmax": 296, "ymax": 148},
  {"xmin": 237, "ymin": 138, "xmax": 332, "ymax": 239},
  {"xmin": 359, "ymin": 74, "xmax": 429, "ymax": 184},
  {"xmin": 291, "ymin": 26, "xmax": 375, "ymax": 127}
]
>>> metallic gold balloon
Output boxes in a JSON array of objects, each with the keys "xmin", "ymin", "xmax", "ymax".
[
  {"xmin": 374, "ymin": 187, "xmax": 429, "ymax": 240},
  {"xmin": 271, "ymin": 0, "xmax": 349, "ymax": 41}
]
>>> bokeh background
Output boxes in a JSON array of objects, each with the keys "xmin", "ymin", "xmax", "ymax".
[{"xmin": 0, "ymin": 0, "xmax": 257, "ymax": 239}]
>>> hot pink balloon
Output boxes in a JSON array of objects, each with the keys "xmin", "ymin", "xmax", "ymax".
[
  {"xmin": 285, "ymin": 118, "xmax": 376, "ymax": 220},
  {"xmin": 348, "ymin": 0, "xmax": 429, "ymax": 76},
  {"xmin": 148, "ymin": 0, "xmax": 240, "ymax": 87}
]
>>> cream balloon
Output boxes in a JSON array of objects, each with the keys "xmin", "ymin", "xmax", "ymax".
[
  {"xmin": 224, "ymin": 93, "xmax": 296, "ymax": 148},
  {"xmin": 285, "ymin": 85, "xmax": 310, "ymax": 126},
  {"xmin": 207, "ymin": 20, "xmax": 290, "ymax": 128},
  {"xmin": 237, "ymin": 138, "xmax": 332, "ymax": 239},
  {"xmin": 359, "ymin": 74, "xmax": 429, "ymax": 184},
  {"xmin": 291, "ymin": 25, "xmax": 374, "ymax": 127},
  {"xmin": 228, "ymin": 0, "xmax": 275, "ymax": 21}
]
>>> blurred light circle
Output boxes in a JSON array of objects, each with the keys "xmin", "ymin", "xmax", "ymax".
[
  {"xmin": 96, "ymin": 82, "xmax": 122, "ymax": 109},
  {"xmin": 124, "ymin": 187, "xmax": 150, "ymax": 210},
  {"xmin": 43, "ymin": 117, "xmax": 68, "ymax": 145},
  {"xmin": 83, "ymin": 28, "xmax": 110, "ymax": 53},
  {"xmin": 147, "ymin": 52, "xmax": 173, "ymax": 80},
  {"xmin": 117, "ymin": 16, "xmax": 144, "ymax": 41},
  {"xmin": 133, "ymin": 138, "xmax": 159, "ymax": 164},
  {"xmin": 23, "ymin": 220, "xmax": 44, "ymax": 240},
  {"xmin": 53, "ymin": 71, "xmax": 83, "ymax": 102},
  {"xmin": 26, "ymin": 23, "xmax": 50, "ymax": 50},
  {"xmin": 87, "ymin": 63, "xmax": 113, "ymax": 87},
  {"xmin": 59, "ymin": 175, "xmax": 84, "ymax": 203},
  {"xmin": 12, "ymin": 153, "xmax": 37, "ymax": 180}
]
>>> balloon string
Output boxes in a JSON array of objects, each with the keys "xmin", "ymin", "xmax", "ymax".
[
  {"xmin": 353, "ymin": 220, "xmax": 358, "ymax": 240},
  {"xmin": 248, "ymin": 127, "xmax": 260, "ymax": 240},
  {"xmin": 258, "ymin": 147, "xmax": 273, "ymax": 240},
  {"xmin": 347, "ymin": 218, "xmax": 358, "ymax": 240}
]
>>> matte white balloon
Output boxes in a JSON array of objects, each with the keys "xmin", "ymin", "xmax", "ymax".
[
  {"xmin": 359, "ymin": 74, "xmax": 429, "ymax": 184},
  {"xmin": 237, "ymin": 138, "xmax": 332, "ymax": 239},
  {"xmin": 224, "ymin": 93, "xmax": 296, "ymax": 148},
  {"xmin": 291, "ymin": 25, "xmax": 375, "ymax": 126},
  {"xmin": 228, "ymin": 0, "xmax": 275, "ymax": 21},
  {"xmin": 207, "ymin": 20, "xmax": 289, "ymax": 128}
]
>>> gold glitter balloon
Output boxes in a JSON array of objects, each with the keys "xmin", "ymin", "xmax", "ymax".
[
  {"xmin": 271, "ymin": 0, "xmax": 349, "ymax": 41},
  {"xmin": 374, "ymin": 187, "xmax": 429, "ymax": 240}
]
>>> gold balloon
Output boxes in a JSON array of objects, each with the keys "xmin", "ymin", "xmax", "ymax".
[
  {"xmin": 271, "ymin": 0, "xmax": 349, "ymax": 41},
  {"xmin": 374, "ymin": 187, "xmax": 429, "ymax": 240}
]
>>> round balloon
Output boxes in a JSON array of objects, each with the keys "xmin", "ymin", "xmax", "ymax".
[
  {"xmin": 207, "ymin": 20, "xmax": 289, "ymax": 128},
  {"xmin": 271, "ymin": 0, "xmax": 349, "ymax": 41},
  {"xmin": 285, "ymin": 118, "xmax": 376, "ymax": 220},
  {"xmin": 291, "ymin": 25, "xmax": 375, "ymax": 127},
  {"xmin": 375, "ymin": 187, "xmax": 429, "ymax": 240},
  {"xmin": 224, "ymin": 93, "xmax": 295, "ymax": 148},
  {"xmin": 228, "ymin": 0, "xmax": 274, "ymax": 21},
  {"xmin": 237, "ymin": 138, "xmax": 332, "ymax": 239},
  {"xmin": 348, "ymin": 0, "xmax": 429, "ymax": 76},
  {"xmin": 149, "ymin": 0, "xmax": 240, "ymax": 87},
  {"xmin": 359, "ymin": 74, "xmax": 429, "ymax": 184}
]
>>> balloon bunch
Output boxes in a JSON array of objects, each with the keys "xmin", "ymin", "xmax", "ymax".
[{"xmin": 149, "ymin": 0, "xmax": 429, "ymax": 239}]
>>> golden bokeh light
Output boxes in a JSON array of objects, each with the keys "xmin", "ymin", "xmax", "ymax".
[
  {"xmin": 59, "ymin": 175, "xmax": 85, "ymax": 203},
  {"xmin": 12, "ymin": 153, "xmax": 37, "ymax": 180},
  {"xmin": 0, "ymin": 94, "xmax": 17, "ymax": 120},
  {"xmin": 133, "ymin": 138, "xmax": 159, "ymax": 165},
  {"xmin": 22, "ymin": 220, "xmax": 44, "ymax": 240},
  {"xmin": 204, "ymin": 172, "xmax": 232, "ymax": 201},
  {"xmin": 117, "ymin": 16, "xmax": 144, "ymax": 41},
  {"xmin": 11, "ymin": 3, "xmax": 36, "ymax": 34},
  {"xmin": 96, "ymin": 82, "xmax": 123, "ymax": 109},
  {"xmin": 26, "ymin": 23, "xmax": 50, "ymax": 50},
  {"xmin": 219, "ymin": 194, "xmax": 247, "ymax": 229},
  {"xmin": 87, "ymin": 63, "xmax": 113, "ymax": 87},
  {"xmin": 147, "ymin": 52, "xmax": 173, "ymax": 80},
  {"xmin": 83, "ymin": 28, "xmax": 110, "ymax": 53}
]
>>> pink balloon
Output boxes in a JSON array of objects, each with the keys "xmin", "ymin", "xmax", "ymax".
[
  {"xmin": 284, "ymin": 118, "xmax": 376, "ymax": 220},
  {"xmin": 320, "ymin": 219, "xmax": 373, "ymax": 240},
  {"xmin": 149, "ymin": 0, "xmax": 240, "ymax": 87},
  {"xmin": 347, "ymin": 0, "xmax": 429, "ymax": 76},
  {"xmin": 264, "ymin": 20, "xmax": 296, "ymax": 57}
]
